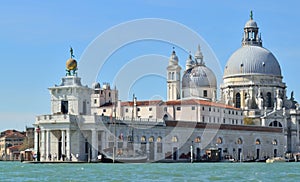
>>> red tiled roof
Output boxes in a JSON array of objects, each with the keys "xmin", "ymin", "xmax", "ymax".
[
  {"xmin": 6, "ymin": 132, "xmax": 25, "ymax": 138},
  {"xmin": 0, "ymin": 130, "xmax": 25, "ymax": 138},
  {"xmin": 121, "ymin": 100, "xmax": 163, "ymax": 107},
  {"xmin": 166, "ymin": 99, "xmax": 240, "ymax": 110},
  {"xmin": 119, "ymin": 99, "xmax": 239, "ymax": 110}
]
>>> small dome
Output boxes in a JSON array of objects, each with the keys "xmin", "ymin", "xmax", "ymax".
[
  {"xmin": 169, "ymin": 50, "xmax": 178, "ymax": 63},
  {"xmin": 245, "ymin": 19, "xmax": 258, "ymax": 28},
  {"xmin": 66, "ymin": 58, "xmax": 77, "ymax": 71},
  {"xmin": 186, "ymin": 55, "xmax": 193, "ymax": 64},
  {"xmin": 182, "ymin": 65, "xmax": 217, "ymax": 88},
  {"xmin": 224, "ymin": 46, "xmax": 281, "ymax": 78},
  {"xmin": 92, "ymin": 82, "xmax": 100, "ymax": 89}
]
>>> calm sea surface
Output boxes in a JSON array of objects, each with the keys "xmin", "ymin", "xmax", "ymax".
[{"xmin": 0, "ymin": 162, "xmax": 299, "ymax": 181}]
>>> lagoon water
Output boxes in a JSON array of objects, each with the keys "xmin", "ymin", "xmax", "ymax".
[{"xmin": 1, "ymin": 162, "xmax": 300, "ymax": 181}]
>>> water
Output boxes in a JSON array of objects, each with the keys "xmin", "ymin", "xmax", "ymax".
[{"xmin": 0, "ymin": 162, "xmax": 300, "ymax": 181}]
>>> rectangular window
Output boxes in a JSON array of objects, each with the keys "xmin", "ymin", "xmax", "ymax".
[
  {"xmin": 61, "ymin": 101, "xmax": 68, "ymax": 114},
  {"xmin": 191, "ymin": 106, "xmax": 195, "ymax": 110},
  {"xmin": 125, "ymin": 108, "xmax": 128, "ymax": 113},
  {"xmin": 94, "ymin": 99, "xmax": 97, "ymax": 104},
  {"xmin": 177, "ymin": 107, "xmax": 181, "ymax": 111},
  {"xmin": 82, "ymin": 101, "xmax": 87, "ymax": 115},
  {"xmin": 137, "ymin": 108, "xmax": 140, "ymax": 112},
  {"xmin": 202, "ymin": 116, "xmax": 205, "ymax": 122},
  {"xmin": 164, "ymin": 107, "xmax": 167, "ymax": 112},
  {"xmin": 203, "ymin": 90, "xmax": 208, "ymax": 97},
  {"xmin": 202, "ymin": 107, "xmax": 205, "ymax": 111},
  {"xmin": 149, "ymin": 107, "xmax": 152, "ymax": 111}
]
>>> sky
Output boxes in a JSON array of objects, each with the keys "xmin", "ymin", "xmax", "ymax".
[{"xmin": 0, "ymin": 0, "xmax": 299, "ymax": 131}]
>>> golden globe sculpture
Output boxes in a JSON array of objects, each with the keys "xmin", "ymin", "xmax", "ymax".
[{"xmin": 66, "ymin": 58, "xmax": 77, "ymax": 71}]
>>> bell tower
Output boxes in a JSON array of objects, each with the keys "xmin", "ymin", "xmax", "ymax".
[{"xmin": 167, "ymin": 48, "xmax": 181, "ymax": 101}]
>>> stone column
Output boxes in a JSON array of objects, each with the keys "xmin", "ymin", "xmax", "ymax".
[
  {"xmin": 34, "ymin": 128, "xmax": 38, "ymax": 157},
  {"xmin": 66, "ymin": 129, "xmax": 71, "ymax": 161},
  {"xmin": 61, "ymin": 130, "xmax": 66, "ymax": 161},
  {"xmin": 91, "ymin": 129, "xmax": 98, "ymax": 161},
  {"xmin": 46, "ymin": 130, "xmax": 50, "ymax": 161},
  {"xmin": 41, "ymin": 130, "xmax": 46, "ymax": 161}
]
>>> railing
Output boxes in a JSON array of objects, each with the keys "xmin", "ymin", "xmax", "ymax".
[{"xmin": 36, "ymin": 114, "xmax": 75, "ymax": 123}]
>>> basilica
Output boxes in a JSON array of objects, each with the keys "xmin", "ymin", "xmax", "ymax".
[{"xmin": 34, "ymin": 13, "xmax": 300, "ymax": 162}]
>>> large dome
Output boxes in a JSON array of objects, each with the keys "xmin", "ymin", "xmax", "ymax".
[
  {"xmin": 223, "ymin": 45, "xmax": 282, "ymax": 78},
  {"xmin": 182, "ymin": 65, "xmax": 217, "ymax": 88}
]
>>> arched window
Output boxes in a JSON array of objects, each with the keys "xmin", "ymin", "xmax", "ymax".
[
  {"xmin": 172, "ymin": 72, "xmax": 175, "ymax": 80},
  {"xmin": 272, "ymin": 139, "xmax": 278, "ymax": 146},
  {"xmin": 172, "ymin": 136, "xmax": 178, "ymax": 143},
  {"xmin": 269, "ymin": 121, "xmax": 283, "ymax": 127},
  {"xmin": 157, "ymin": 136, "xmax": 162, "ymax": 143},
  {"xmin": 255, "ymin": 139, "xmax": 261, "ymax": 145},
  {"xmin": 235, "ymin": 93, "xmax": 241, "ymax": 108},
  {"xmin": 163, "ymin": 114, "xmax": 168, "ymax": 121},
  {"xmin": 237, "ymin": 138, "xmax": 243, "ymax": 145},
  {"xmin": 267, "ymin": 92, "xmax": 272, "ymax": 107},
  {"xmin": 149, "ymin": 136, "xmax": 154, "ymax": 143},
  {"xmin": 141, "ymin": 136, "xmax": 146, "ymax": 143},
  {"xmin": 216, "ymin": 137, "xmax": 223, "ymax": 144},
  {"xmin": 195, "ymin": 136, "xmax": 201, "ymax": 143}
]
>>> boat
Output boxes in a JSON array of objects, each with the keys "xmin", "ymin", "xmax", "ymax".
[
  {"xmin": 266, "ymin": 157, "xmax": 286, "ymax": 163},
  {"xmin": 100, "ymin": 150, "xmax": 148, "ymax": 163},
  {"xmin": 221, "ymin": 155, "xmax": 235, "ymax": 163}
]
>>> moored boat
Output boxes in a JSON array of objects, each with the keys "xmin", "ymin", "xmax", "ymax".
[{"xmin": 266, "ymin": 157, "xmax": 286, "ymax": 163}]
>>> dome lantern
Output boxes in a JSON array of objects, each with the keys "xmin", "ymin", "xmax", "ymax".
[{"xmin": 242, "ymin": 11, "xmax": 262, "ymax": 47}]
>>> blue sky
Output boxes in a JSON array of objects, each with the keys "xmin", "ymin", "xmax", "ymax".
[{"xmin": 0, "ymin": 0, "xmax": 299, "ymax": 131}]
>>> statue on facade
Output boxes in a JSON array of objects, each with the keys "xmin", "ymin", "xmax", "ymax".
[
  {"xmin": 225, "ymin": 91, "xmax": 230, "ymax": 105},
  {"xmin": 276, "ymin": 89, "xmax": 283, "ymax": 110},
  {"xmin": 257, "ymin": 94, "xmax": 264, "ymax": 110},
  {"xmin": 244, "ymin": 93, "xmax": 250, "ymax": 109},
  {"xmin": 256, "ymin": 89, "xmax": 264, "ymax": 110},
  {"xmin": 290, "ymin": 91, "xmax": 294, "ymax": 101}
]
